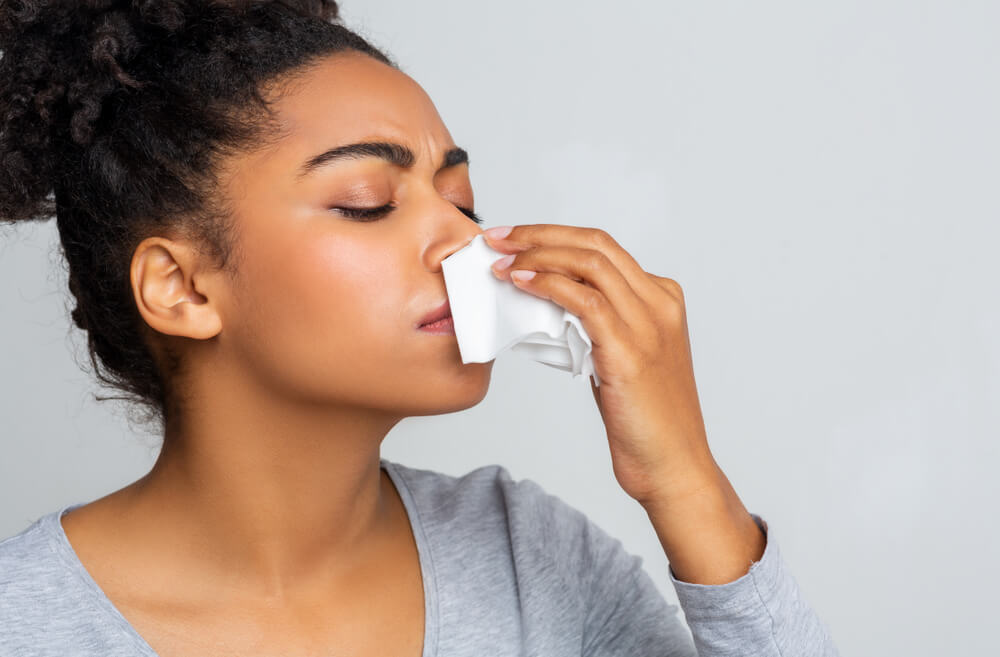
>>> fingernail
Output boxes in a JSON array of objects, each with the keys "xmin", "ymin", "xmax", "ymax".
[
  {"xmin": 492, "ymin": 254, "xmax": 516, "ymax": 271},
  {"xmin": 510, "ymin": 270, "xmax": 536, "ymax": 283},
  {"xmin": 484, "ymin": 225, "xmax": 513, "ymax": 240}
]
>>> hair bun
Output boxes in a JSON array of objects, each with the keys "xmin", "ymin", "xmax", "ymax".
[{"xmin": 3, "ymin": 0, "xmax": 394, "ymax": 430}]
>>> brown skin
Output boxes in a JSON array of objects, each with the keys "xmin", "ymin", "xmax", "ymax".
[
  {"xmin": 485, "ymin": 223, "xmax": 767, "ymax": 586},
  {"xmin": 61, "ymin": 51, "xmax": 488, "ymax": 656},
  {"xmin": 61, "ymin": 47, "xmax": 767, "ymax": 656}
]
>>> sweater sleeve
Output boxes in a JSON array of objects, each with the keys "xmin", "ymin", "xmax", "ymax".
[
  {"xmin": 666, "ymin": 513, "xmax": 841, "ymax": 656},
  {"xmin": 581, "ymin": 510, "xmax": 841, "ymax": 657},
  {"xmin": 503, "ymin": 470, "xmax": 840, "ymax": 657}
]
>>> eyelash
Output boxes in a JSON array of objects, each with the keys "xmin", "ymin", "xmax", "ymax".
[{"xmin": 334, "ymin": 202, "xmax": 484, "ymax": 224}]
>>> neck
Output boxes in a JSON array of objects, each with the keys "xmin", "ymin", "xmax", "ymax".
[{"xmin": 117, "ymin": 364, "xmax": 406, "ymax": 602}]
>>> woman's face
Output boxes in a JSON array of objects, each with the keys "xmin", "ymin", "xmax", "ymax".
[{"xmin": 215, "ymin": 52, "xmax": 492, "ymax": 416}]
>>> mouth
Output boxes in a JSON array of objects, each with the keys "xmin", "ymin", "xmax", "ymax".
[
  {"xmin": 417, "ymin": 299, "xmax": 453, "ymax": 331},
  {"xmin": 418, "ymin": 315, "xmax": 455, "ymax": 334}
]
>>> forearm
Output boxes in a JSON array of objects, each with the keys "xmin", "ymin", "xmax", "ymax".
[{"xmin": 641, "ymin": 458, "xmax": 767, "ymax": 585}]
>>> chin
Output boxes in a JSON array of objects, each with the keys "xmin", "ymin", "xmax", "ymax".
[{"xmin": 400, "ymin": 360, "xmax": 494, "ymax": 417}]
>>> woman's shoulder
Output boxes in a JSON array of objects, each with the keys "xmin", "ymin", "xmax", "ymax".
[
  {"xmin": 0, "ymin": 507, "xmax": 81, "ymax": 624},
  {"xmin": 383, "ymin": 457, "xmax": 583, "ymax": 524},
  {"xmin": 1, "ymin": 505, "xmax": 148, "ymax": 654},
  {"xmin": 0, "ymin": 509, "xmax": 62, "ymax": 574},
  {"xmin": 382, "ymin": 458, "xmax": 611, "ymax": 567},
  {"xmin": 382, "ymin": 458, "xmax": 655, "ymax": 649}
]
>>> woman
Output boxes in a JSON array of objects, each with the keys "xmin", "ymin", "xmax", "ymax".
[{"xmin": 0, "ymin": 1, "xmax": 840, "ymax": 655}]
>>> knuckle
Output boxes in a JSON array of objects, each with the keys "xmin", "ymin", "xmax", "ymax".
[
  {"xmin": 582, "ymin": 289, "xmax": 605, "ymax": 313},
  {"xmin": 655, "ymin": 275, "xmax": 683, "ymax": 297},
  {"xmin": 591, "ymin": 228, "xmax": 616, "ymax": 249}
]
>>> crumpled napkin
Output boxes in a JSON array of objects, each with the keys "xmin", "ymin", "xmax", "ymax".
[{"xmin": 441, "ymin": 233, "xmax": 601, "ymax": 387}]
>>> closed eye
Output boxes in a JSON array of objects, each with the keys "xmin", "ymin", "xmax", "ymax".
[
  {"xmin": 333, "ymin": 203, "xmax": 397, "ymax": 221},
  {"xmin": 332, "ymin": 203, "xmax": 484, "ymax": 224},
  {"xmin": 460, "ymin": 207, "xmax": 484, "ymax": 224}
]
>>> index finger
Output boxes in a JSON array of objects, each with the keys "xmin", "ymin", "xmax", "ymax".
[{"xmin": 483, "ymin": 223, "xmax": 661, "ymax": 304}]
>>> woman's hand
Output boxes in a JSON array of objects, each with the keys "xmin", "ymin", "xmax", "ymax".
[{"xmin": 483, "ymin": 223, "xmax": 722, "ymax": 509}]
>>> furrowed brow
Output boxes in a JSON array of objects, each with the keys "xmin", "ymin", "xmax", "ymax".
[
  {"xmin": 296, "ymin": 142, "xmax": 413, "ymax": 180},
  {"xmin": 295, "ymin": 142, "xmax": 469, "ymax": 180},
  {"xmin": 441, "ymin": 146, "xmax": 469, "ymax": 169}
]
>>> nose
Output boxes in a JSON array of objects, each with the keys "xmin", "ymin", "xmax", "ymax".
[{"xmin": 424, "ymin": 209, "xmax": 486, "ymax": 272}]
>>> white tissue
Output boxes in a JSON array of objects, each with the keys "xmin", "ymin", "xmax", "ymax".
[{"xmin": 441, "ymin": 233, "xmax": 601, "ymax": 387}]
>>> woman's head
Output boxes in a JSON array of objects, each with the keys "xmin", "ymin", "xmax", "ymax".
[{"xmin": 0, "ymin": 0, "xmax": 492, "ymax": 435}]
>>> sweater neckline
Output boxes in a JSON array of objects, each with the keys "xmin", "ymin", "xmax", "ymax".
[{"xmin": 42, "ymin": 457, "xmax": 440, "ymax": 657}]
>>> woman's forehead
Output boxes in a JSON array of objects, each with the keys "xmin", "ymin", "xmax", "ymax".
[
  {"xmin": 228, "ymin": 53, "xmax": 456, "ymax": 186},
  {"xmin": 271, "ymin": 53, "xmax": 450, "ymax": 148}
]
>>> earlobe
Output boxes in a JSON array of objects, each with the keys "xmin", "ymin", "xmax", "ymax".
[{"xmin": 130, "ymin": 237, "xmax": 223, "ymax": 340}]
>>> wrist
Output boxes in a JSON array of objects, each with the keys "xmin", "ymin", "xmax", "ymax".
[
  {"xmin": 639, "ymin": 461, "xmax": 767, "ymax": 585},
  {"xmin": 634, "ymin": 452, "xmax": 726, "ymax": 515}
]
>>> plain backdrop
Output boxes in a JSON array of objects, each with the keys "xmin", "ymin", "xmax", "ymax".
[{"xmin": 2, "ymin": 1, "xmax": 998, "ymax": 654}]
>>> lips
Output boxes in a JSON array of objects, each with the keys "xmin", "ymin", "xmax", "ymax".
[{"xmin": 417, "ymin": 299, "xmax": 452, "ymax": 328}]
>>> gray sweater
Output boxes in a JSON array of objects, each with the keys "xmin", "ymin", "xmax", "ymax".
[{"xmin": 0, "ymin": 458, "xmax": 840, "ymax": 656}]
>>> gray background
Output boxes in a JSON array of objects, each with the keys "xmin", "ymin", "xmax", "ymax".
[{"xmin": 2, "ymin": 1, "xmax": 997, "ymax": 654}]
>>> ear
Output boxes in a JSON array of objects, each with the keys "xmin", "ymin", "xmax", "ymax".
[{"xmin": 130, "ymin": 236, "xmax": 224, "ymax": 340}]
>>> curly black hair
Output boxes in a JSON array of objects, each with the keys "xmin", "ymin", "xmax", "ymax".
[{"xmin": 0, "ymin": 0, "xmax": 396, "ymax": 435}]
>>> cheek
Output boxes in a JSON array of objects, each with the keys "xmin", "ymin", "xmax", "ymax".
[
  {"xmin": 282, "ymin": 230, "xmax": 404, "ymax": 342},
  {"xmin": 232, "ymin": 228, "xmax": 410, "ymax": 396},
  {"xmin": 301, "ymin": 233, "xmax": 405, "ymax": 332}
]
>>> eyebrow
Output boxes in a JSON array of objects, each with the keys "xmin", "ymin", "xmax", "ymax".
[{"xmin": 295, "ymin": 141, "xmax": 469, "ymax": 180}]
